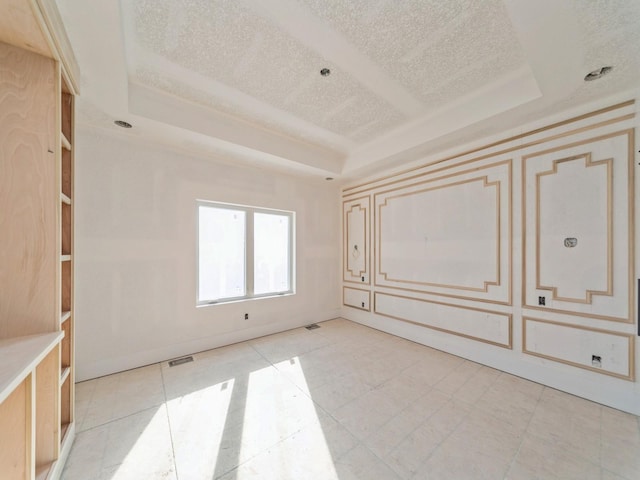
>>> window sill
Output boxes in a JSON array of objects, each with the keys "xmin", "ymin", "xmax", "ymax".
[{"xmin": 196, "ymin": 291, "xmax": 295, "ymax": 308}]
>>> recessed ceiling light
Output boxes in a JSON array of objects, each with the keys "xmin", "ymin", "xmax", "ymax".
[
  {"xmin": 320, "ymin": 68, "xmax": 331, "ymax": 77},
  {"xmin": 584, "ymin": 66, "xmax": 613, "ymax": 81},
  {"xmin": 325, "ymin": 177, "xmax": 334, "ymax": 181},
  {"xmin": 114, "ymin": 120, "xmax": 133, "ymax": 128}
]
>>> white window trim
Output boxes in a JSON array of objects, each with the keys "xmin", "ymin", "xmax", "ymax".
[{"xmin": 196, "ymin": 200, "xmax": 295, "ymax": 306}]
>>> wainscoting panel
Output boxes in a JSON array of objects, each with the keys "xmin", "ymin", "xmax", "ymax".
[
  {"xmin": 342, "ymin": 99, "xmax": 639, "ymax": 411},
  {"xmin": 523, "ymin": 317, "xmax": 634, "ymax": 380},
  {"xmin": 343, "ymin": 286, "xmax": 371, "ymax": 311},
  {"xmin": 374, "ymin": 292, "xmax": 512, "ymax": 348},
  {"xmin": 343, "ymin": 196, "xmax": 370, "ymax": 285},
  {"xmin": 374, "ymin": 160, "xmax": 511, "ymax": 305},
  {"xmin": 522, "ymin": 130, "xmax": 634, "ymax": 322}
]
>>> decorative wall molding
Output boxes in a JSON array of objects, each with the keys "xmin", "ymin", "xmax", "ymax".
[
  {"xmin": 522, "ymin": 129, "xmax": 635, "ymax": 323},
  {"xmin": 343, "ymin": 196, "xmax": 370, "ymax": 285},
  {"xmin": 374, "ymin": 292, "xmax": 512, "ymax": 348},
  {"xmin": 343, "ymin": 100, "xmax": 634, "ymax": 198},
  {"xmin": 343, "ymin": 286, "xmax": 371, "ymax": 312},
  {"xmin": 341, "ymin": 99, "xmax": 637, "ymax": 395},
  {"xmin": 535, "ymin": 153, "xmax": 613, "ymax": 304},
  {"xmin": 374, "ymin": 160, "xmax": 512, "ymax": 305},
  {"xmin": 522, "ymin": 317, "xmax": 635, "ymax": 381}
]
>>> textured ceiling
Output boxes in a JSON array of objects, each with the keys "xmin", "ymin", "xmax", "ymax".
[
  {"xmin": 55, "ymin": 0, "xmax": 640, "ymax": 178},
  {"xmin": 300, "ymin": 0, "xmax": 525, "ymax": 109}
]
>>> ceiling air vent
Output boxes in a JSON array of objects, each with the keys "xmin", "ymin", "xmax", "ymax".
[
  {"xmin": 168, "ymin": 356, "xmax": 194, "ymax": 367},
  {"xmin": 584, "ymin": 66, "xmax": 613, "ymax": 81}
]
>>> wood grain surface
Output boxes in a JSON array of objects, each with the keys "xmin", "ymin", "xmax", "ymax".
[{"xmin": 0, "ymin": 41, "xmax": 58, "ymax": 338}]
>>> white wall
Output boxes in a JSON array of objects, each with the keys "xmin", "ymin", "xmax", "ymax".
[
  {"xmin": 75, "ymin": 127, "xmax": 340, "ymax": 381},
  {"xmin": 341, "ymin": 93, "xmax": 640, "ymax": 415}
]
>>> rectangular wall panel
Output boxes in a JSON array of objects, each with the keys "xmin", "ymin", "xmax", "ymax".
[
  {"xmin": 343, "ymin": 286, "xmax": 370, "ymax": 311},
  {"xmin": 375, "ymin": 292, "xmax": 512, "ymax": 348},
  {"xmin": 343, "ymin": 196, "xmax": 370, "ymax": 284},
  {"xmin": 374, "ymin": 161, "xmax": 512, "ymax": 305},
  {"xmin": 523, "ymin": 317, "xmax": 634, "ymax": 380},
  {"xmin": 522, "ymin": 130, "xmax": 634, "ymax": 322}
]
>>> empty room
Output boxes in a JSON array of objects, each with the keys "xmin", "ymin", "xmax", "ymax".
[{"xmin": 2, "ymin": 0, "xmax": 640, "ymax": 479}]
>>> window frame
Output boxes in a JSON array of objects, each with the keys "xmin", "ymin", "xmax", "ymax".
[{"xmin": 196, "ymin": 200, "xmax": 295, "ymax": 306}]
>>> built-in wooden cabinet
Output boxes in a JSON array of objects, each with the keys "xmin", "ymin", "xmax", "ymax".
[{"xmin": 0, "ymin": 1, "xmax": 78, "ymax": 478}]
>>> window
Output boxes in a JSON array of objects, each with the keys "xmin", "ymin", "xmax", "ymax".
[{"xmin": 197, "ymin": 201, "xmax": 294, "ymax": 304}]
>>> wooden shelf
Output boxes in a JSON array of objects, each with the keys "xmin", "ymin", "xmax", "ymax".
[
  {"xmin": 60, "ymin": 132, "xmax": 71, "ymax": 151},
  {"xmin": 0, "ymin": 332, "xmax": 63, "ymax": 405},
  {"xmin": 1, "ymin": 2, "xmax": 77, "ymax": 477},
  {"xmin": 60, "ymin": 367, "xmax": 70, "ymax": 385},
  {"xmin": 36, "ymin": 464, "xmax": 52, "ymax": 480},
  {"xmin": 60, "ymin": 424, "xmax": 70, "ymax": 444}
]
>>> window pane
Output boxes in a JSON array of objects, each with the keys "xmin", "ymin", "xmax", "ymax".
[
  {"xmin": 254, "ymin": 212, "xmax": 290, "ymax": 295},
  {"xmin": 198, "ymin": 206, "xmax": 246, "ymax": 301}
]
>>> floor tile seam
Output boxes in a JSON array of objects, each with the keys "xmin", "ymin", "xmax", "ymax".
[
  {"xmin": 503, "ymin": 385, "xmax": 556, "ymax": 477},
  {"xmin": 378, "ymin": 404, "xmax": 446, "ymax": 474},
  {"xmin": 373, "ymin": 389, "xmax": 453, "ymax": 468},
  {"xmin": 245, "ymin": 332, "xmax": 346, "ymax": 433},
  {"xmin": 342, "ymin": 441, "xmax": 404, "ymax": 480},
  {"xmin": 76, "ymin": 403, "xmax": 167, "ymax": 436},
  {"xmin": 601, "ymin": 466, "xmax": 634, "ymax": 480},
  {"xmin": 311, "ymin": 384, "xmax": 376, "ymax": 414},
  {"xmin": 470, "ymin": 392, "xmax": 538, "ymax": 428},
  {"xmin": 211, "ymin": 422, "xmax": 314, "ymax": 480},
  {"xmin": 435, "ymin": 362, "xmax": 495, "ymax": 399},
  {"xmin": 160, "ymin": 364, "xmax": 180, "ymax": 480},
  {"xmin": 74, "ymin": 403, "xmax": 167, "ymax": 479},
  {"xmin": 384, "ymin": 399, "xmax": 477, "ymax": 478},
  {"xmin": 320, "ymin": 378, "xmax": 375, "ymax": 415}
]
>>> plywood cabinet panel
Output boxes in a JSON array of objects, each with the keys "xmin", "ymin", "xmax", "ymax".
[
  {"xmin": 0, "ymin": 41, "xmax": 58, "ymax": 338},
  {"xmin": 0, "ymin": 378, "xmax": 31, "ymax": 480},
  {"xmin": 0, "ymin": 1, "xmax": 77, "ymax": 476},
  {"xmin": 35, "ymin": 347, "xmax": 59, "ymax": 471}
]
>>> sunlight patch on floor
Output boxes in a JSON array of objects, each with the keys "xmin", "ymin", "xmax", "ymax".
[
  {"xmin": 166, "ymin": 378, "xmax": 236, "ymax": 479},
  {"xmin": 236, "ymin": 357, "xmax": 339, "ymax": 479}
]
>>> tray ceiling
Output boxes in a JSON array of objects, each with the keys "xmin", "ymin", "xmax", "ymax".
[{"xmin": 56, "ymin": 0, "xmax": 640, "ymax": 178}]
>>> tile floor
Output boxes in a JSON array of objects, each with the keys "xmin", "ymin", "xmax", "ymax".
[{"xmin": 62, "ymin": 318, "xmax": 640, "ymax": 480}]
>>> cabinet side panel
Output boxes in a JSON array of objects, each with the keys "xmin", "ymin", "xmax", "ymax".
[
  {"xmin": 0, "ymin": 378, "xmax": 31, "ymax": 479},
  {"xmin": 35, "ymin": 346, "xmax": 60, "ymax": 469},
  {"xmin": 0, "ymin": 41, "xmax": 58, "ymax": 338}
]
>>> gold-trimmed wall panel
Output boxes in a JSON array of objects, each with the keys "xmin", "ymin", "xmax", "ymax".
[
  {"xmin": 374, "ymin": 292, "xmax": 512, "ymax": 349},
  {"xmin": 522, "ymin": 130, "xmax": 634, "ymax": 323},
  {"xmin": 374, "ymin": 160, "xmax": 512, "ymax": 305},
  {"xmin": 343, "ymin": 286, "xmax": 371, "ymax": 312},
  {"xmin": 535, "ymin": 154, "xmax": 613, "ymax": 303},
  {"xmin": 341, "ymin": 99, "xmax": 637, "ymax": 391},
  {"xmin": 523, "ymin": 317, "xmax": 635, "ymax": 381},
  {"xmin": 343, "ymin": 100, "xmax": 634, "ymax": 198},
  {"xmin": 343, "ymin": 196, "xmax": 370, "ymax": 285}
]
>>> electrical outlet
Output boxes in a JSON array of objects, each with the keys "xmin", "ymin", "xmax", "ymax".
[
  {"xmin": 361, "ymin": 302, "xmax": 365, "ymax": 308},
  {"xmin": 592, "ymin": 355, "xmax": 602, "ymax": 367},
  {"xmin": 244, "ymin": 313, "xmax": 249, "ymax": 320},
  {"xmin": 362, "ymin": 276, "xmax": 365, "ymax": 282},
  {"xmin": 538, "ymin": 296, "xmax": 546, "ymax": 306}
]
